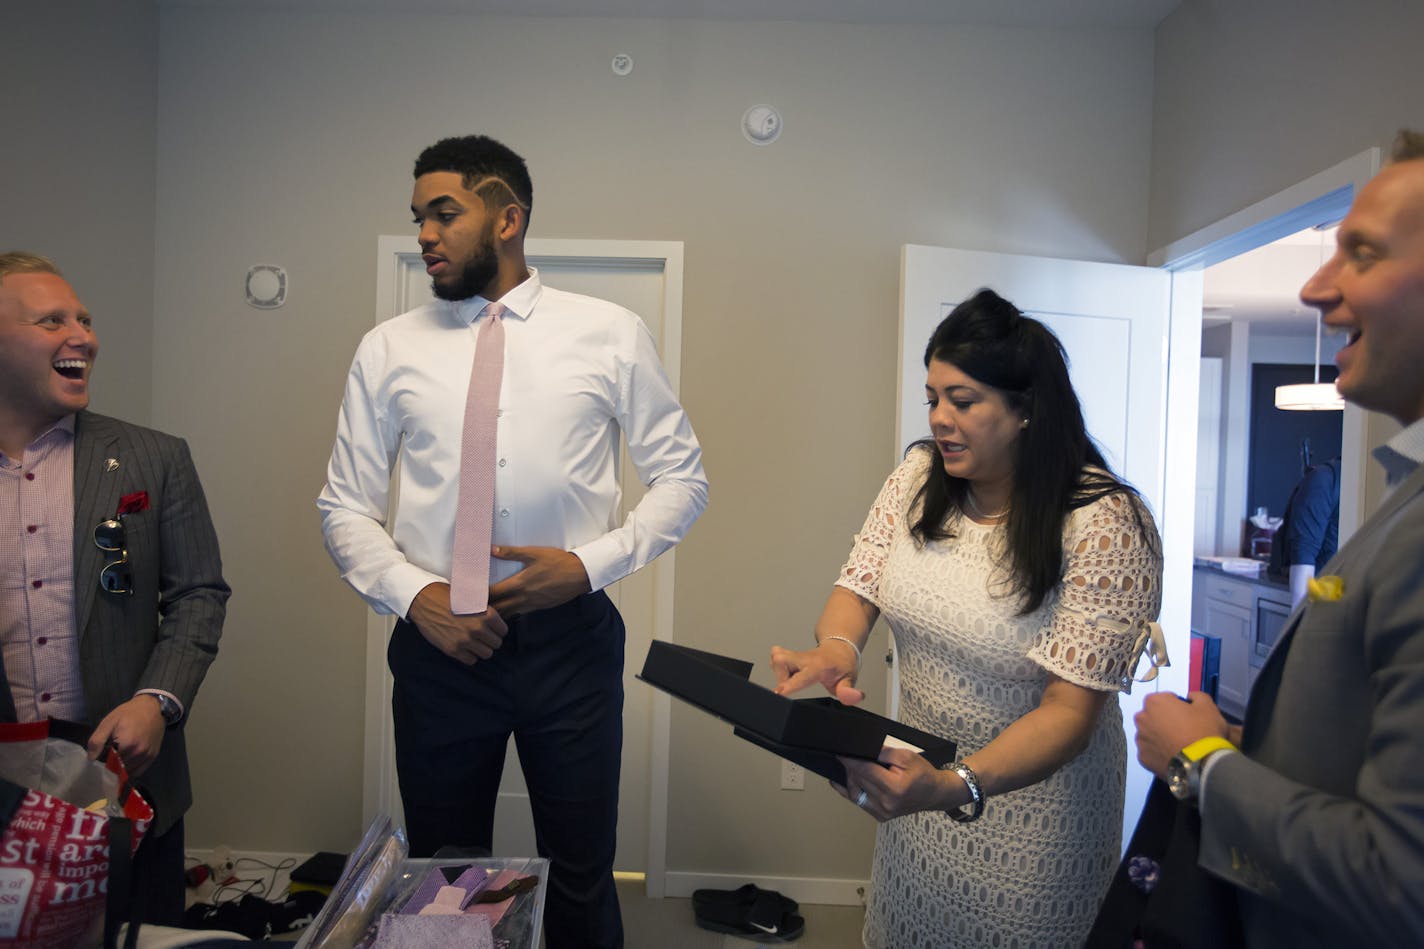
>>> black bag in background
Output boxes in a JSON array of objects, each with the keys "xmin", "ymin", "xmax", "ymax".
[{"xmin": 1084, "ymin": 778, "xmax": 1245, "ymax": 949}]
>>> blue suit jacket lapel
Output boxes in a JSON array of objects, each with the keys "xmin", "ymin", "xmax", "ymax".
[{"xmin": 72, "ymin": 412, "xmax": 124, "ymax": 638}]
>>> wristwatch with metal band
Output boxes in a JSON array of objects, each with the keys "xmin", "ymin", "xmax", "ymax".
[{"xmin": 1167, "ymin": 736, "xmax": 1237, "ymax": 803}]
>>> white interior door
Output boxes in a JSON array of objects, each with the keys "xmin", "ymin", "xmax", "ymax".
[
  {"xmin": 1195, "ymin": 357, "xmax": 1223, "ymax": 556},
  {"xmin": 898, "ymin": 243, "xmax": 1191, "ymax": 847},
  {"xmin": 364, "ymin": 237, "xmax": 684, "ymax": 893}
]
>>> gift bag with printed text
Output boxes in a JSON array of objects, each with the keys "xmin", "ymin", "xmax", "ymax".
[{"xmin": 0, "ymin": 720, "xmax": 153, "ymax": 949}]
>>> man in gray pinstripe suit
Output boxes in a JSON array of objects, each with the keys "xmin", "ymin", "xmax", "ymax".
[
  {"xmin": 1134, "ymin": 130, "xmax": 1424, "ymax": 947},
  {"xmin": 0, "ymin": 251, "xmax": 229, "ymax": 924}
]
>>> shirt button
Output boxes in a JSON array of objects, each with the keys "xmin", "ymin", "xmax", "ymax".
[
  {"xmin": 498, "ymin": 458, "xmax": 507, "ymax": 467},
  {"xmin": 24, "ymin": 472, "xmax": 35, "ymax": 481},
  {"xmin": 500, "ymin": 509, "xmax": 509, "ymax": 517},
  {"xmin": 40, "ymin": 693, "xmax": 51, "ymax": 703},
  {"xmin": 31, "ymin": 580, "xmax": 42, "ymax": 589},
  {"xmin": 26, "ymin": 525, "xmax": 37, "ymax": 534},
  {"xmin": 496, "ymin": 410, "xmax": 503, "ymax": 418},
  {"xmin": 36, "ymin": 637, "xmax": 47, "ymax": 646}
]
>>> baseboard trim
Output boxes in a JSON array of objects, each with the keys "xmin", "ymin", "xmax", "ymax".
[
  {"xmin": 187, "ymin": 847, "xmax": 308, "ymax": 869},
  {"xmin": 185, "ymin": 847, "xmax": 308, "ymax": 899},
  {"xmin": 663, "ymin": 871, "xmax": 869, "ymax": 907}
]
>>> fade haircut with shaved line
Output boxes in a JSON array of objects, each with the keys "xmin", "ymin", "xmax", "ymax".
[
  {"xmin": 413, "ymin": 135, "xmax": 534, "ymax": 230},
  {"xmin": 0, "ymin": 251, "xmax": 61, "ymax": 282},
  {"xmin": 1390, "ymin": 128, "xmax": 1424, "ymax": 165}
]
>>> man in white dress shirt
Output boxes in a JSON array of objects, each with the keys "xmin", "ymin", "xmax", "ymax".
[{"xmin": 318, "ymin": 135, "xmax": 707, "ymax": 949}]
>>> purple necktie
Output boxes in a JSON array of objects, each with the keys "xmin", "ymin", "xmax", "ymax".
[{"xmin": 449, "ymin": 302, "xmax": 505, "ymax": 615}]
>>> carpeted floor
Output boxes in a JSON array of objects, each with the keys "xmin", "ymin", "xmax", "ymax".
[
  {"xmin": 183, "ymin": 854, "xmax": 865, "ymax": 947},
  {"xmin": 616, "ymin": 880, "xmax": 865, "ymax": 949}
]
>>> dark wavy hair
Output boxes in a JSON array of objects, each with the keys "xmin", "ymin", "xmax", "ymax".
[
  {"xmin": 414, "ymin": 135, "xmax": 534, "ymax": 230},
  {"xmin": 909, "ymin": 288, "xmax": 1154, "ymax": 614}
]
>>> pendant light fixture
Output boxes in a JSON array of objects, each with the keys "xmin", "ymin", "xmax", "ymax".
[{"xmin": 1275, "ymin": 227, "xmax": 1344, "ymax": 411}]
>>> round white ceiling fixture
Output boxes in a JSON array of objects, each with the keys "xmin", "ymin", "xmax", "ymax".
[{"xmin": 742, "ymin": 104, "xmax": 783, "ymax": 146}]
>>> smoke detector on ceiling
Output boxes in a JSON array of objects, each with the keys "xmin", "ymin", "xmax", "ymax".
[{"xmin": 742, "ymin": 104, "xmax": 782, "ymax": 146}]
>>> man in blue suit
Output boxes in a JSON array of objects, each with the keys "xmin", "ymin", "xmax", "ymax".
[
  {"xmin": 1135, "ymin": 129, "xmax": 1424, "ymax": 947},
  {"xmin": 0, "ymin": 251, "xmax": 229, "ymax": 924}
]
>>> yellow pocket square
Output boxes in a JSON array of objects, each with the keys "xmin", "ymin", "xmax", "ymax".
[{"xmin": 1307, "ymin": 575, "xmax": 1344, "ymax": 602}]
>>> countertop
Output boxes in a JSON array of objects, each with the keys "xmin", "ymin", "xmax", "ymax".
[{"xmin": 1193, "ymin": 558, "xmax": 1291, "ymax": 594}]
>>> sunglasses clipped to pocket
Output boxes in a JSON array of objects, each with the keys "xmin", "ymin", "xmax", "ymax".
[{"xmin": 93, "ymin": 516, "xmax": 133, "ymax": 596}]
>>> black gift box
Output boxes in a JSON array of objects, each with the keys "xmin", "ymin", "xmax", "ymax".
[{"xmin": 637, "ymin": 640, "xmax": 956, "ymax": 784}]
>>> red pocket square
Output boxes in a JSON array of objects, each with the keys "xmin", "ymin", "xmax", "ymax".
[{"xmin": 118, "ymin": 491, "xmax": 150, "ymax": 515}]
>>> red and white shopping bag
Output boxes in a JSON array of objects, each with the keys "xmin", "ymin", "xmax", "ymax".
[{"xmin": 0, "ymin": 720, "xmax": 153, "ymax": 948}]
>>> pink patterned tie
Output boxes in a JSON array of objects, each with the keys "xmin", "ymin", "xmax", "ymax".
[{"xmin": 449, "ymin": 302, "xmax": 505, "ymax": 615}]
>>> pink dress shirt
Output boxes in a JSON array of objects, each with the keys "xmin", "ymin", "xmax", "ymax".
[{"xmin": 0, "ymin": 418, "xmax": 87, "ymax": 722}]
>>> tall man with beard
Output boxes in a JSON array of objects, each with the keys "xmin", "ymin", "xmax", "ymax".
[{"xmin": 318, "ymin": 135, "xmax": 707, "ymax": 948}]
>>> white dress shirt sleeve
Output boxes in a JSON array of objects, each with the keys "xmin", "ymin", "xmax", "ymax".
[
  {"xmin": 570, "ymin": 318, "xmax": 708, "ymax": 592},
  {"xmin": 317, "ymin": 341, "xmax": 443, "ymax": 618}
]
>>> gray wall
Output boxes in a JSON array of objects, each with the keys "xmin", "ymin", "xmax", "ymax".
[
  {"xmin": 146, "ymin": 7, "xmax": 1155, "ymax": 874},
  {"xmin": 0, "ymin": 1, "xmax": 157, "ymax": 427},
  {"xmin": 7, "ymin": 0, "xmax": 1419, "ymax": 887},
  {"xmin": 1152, "ymin": 0, "xmax": 1421, "ymax": 551},
  {"xmin": 1149, "ymin": 0, "xmax": 1424, "ymax": 252}
]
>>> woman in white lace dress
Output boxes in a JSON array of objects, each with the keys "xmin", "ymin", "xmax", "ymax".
[{"xmin": 772, "ymin": 289, "xmax": 1162, "ymax": 948}]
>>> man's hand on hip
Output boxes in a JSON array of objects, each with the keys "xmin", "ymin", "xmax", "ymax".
[
  {"xmin": 87, "ymin": 696, "xmax": 166, "ymax": 777},
  {"xmin": 488, "ymin": 546, "xmax": 592, "ymax": 616},
  {"xmin": 409, "ymin": 582, "xmax": 510, "ymax": 665}
]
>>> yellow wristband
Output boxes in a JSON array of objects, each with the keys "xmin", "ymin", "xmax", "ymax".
[{"xmin": 1179, "ymin": 735, "xmax": 1236, "ymax": 763}]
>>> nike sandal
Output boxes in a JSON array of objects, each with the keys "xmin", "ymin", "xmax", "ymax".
[
  {"xmin": 693, "ymin": 886, "xmax": 804, "ymax": 942},
  {"xmin": 691, "ymin": 883, "xmax": 799, "ymax": 916}
]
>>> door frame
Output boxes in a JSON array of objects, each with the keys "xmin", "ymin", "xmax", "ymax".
[
  {"xmin": 1151, "ymin": 147, "xmax": 1381, "ymax": 546},
  {"xmin": 363, "ymin": 236, "xmax": 685, "ymax": 897}
]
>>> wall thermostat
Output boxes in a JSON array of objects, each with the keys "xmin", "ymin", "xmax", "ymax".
[
  {"xmin": 742, "ymin": 104, "xmax": 783, "ymax": 146},
  {"xmin": 245, "ymin": 264, "xmax": 287, "ymax": 309}
]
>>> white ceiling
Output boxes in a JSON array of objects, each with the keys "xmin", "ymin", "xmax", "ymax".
[
  {"xmin": 157, "ymin": 0, "xmax": 1183, "ymax": 29},
  {"xmin": 1202, "ymin": 227, "xmax": 1336, "ymax": 331}
]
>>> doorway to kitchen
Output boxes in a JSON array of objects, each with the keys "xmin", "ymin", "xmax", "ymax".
[{"xmin": 1153, "ymin": 147, "xmax": 1379, "ymax": 713}]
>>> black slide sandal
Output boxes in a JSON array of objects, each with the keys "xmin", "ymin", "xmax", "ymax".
[
  {"xmin": 692, "ymin": 883, "xmax": 799, "ymax": 916},
  {"xmin": 693, "ymin": 886, "xmax": 804, "ymax": 942}
]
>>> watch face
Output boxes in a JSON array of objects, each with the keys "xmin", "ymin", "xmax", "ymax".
[{"xmin": 1167, "ymin": 757, "xmax": 1191, "ymax": 800}]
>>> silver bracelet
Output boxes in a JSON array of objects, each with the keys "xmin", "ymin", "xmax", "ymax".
[
  {"xmin": 816, "ymin": 635, "xmax": 862, "ymax": 677},
  {"xmin": 944, "ymin": 761, "xmax": 984, "ymax": 823}
]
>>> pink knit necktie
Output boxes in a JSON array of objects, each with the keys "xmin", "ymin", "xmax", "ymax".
[{"xmin": 449, "ymin": 302, "xmax": 505, "ymax": 615}]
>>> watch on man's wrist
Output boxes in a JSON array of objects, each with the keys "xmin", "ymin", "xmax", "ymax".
[
  {"xmin": 1167, "ymin": 736, "xmax": 1236, "ymax": 803},
  {"xmin": 151, "ymin": 693, "xmax": 182, "ymax": 726}
]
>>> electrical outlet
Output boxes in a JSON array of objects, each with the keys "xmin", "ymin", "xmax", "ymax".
[{"xmin": 781, "ymin": 761, "xmax": 805, "ymax": 790}]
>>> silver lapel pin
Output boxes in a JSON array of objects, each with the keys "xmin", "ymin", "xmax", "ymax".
[{"xmin": 105, "ymin": 458, "xmax": 119, "ymax": 472}]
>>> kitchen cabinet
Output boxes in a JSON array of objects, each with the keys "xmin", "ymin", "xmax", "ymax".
[
  {"xmin": 1199, "ymin": 577, "xmax": 1253, "ymax": 716},
  {"xmin": 1190, "ymin": 564, "xmax": 1292, "ymax": 721}
]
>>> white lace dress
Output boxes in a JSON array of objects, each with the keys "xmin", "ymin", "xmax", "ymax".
[{"xmin": 840, "ymin": 451, "xmax": 1162, "ymax": 949}]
